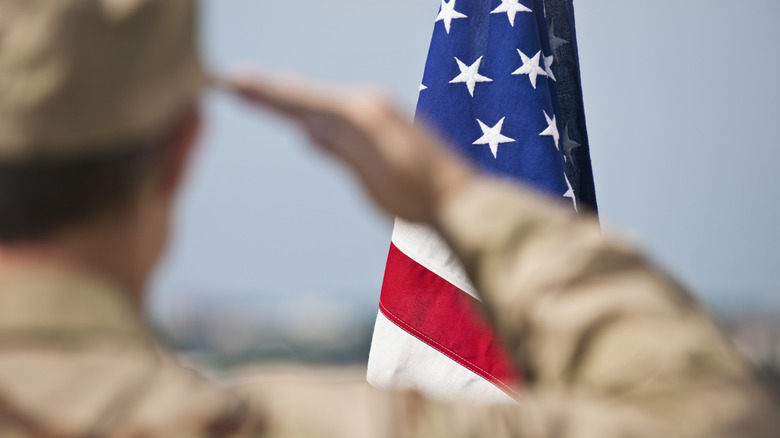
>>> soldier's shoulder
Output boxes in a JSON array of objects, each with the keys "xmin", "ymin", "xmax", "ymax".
[{"xmin": 0, "ymin": 342, "xmax": 266, "ymax": 437}]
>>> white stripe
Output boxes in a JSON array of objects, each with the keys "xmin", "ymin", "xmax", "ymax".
[
  {"xmin": 391, "ymin": 219, "xmax": 479, "ymax": 300},
  {"xmin": 367, "ymin": 312, "xmax": 515, "ymax": 403}
]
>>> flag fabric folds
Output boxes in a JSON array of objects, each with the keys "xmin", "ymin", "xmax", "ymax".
[{"xmin": 367, "ymin": 0, "xmax": 597, "ymax": 402}]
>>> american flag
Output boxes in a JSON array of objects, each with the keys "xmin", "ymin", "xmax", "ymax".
[{"xmin": 367, "ymin": 0, "xmax": 597, "ymax": 402}]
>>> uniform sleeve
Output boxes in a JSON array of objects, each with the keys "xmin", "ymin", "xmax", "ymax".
[{"xmin": 431, "ymin": 178, "xmax": 780, "ymax": 436}]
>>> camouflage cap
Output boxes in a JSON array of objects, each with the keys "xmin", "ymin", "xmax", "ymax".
[{"xmin": 0, "ymin": 0, "xmax": 204, "ymax": 159}]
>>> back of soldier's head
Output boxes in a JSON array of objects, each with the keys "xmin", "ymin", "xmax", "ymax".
[{"xmin": 0, "ymin": 0, "xmax": 203, "ymax": 242}]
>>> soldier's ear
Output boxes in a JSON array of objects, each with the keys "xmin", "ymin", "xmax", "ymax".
[{"xmin": 158, "ymin": 105, "xmax": 201, "ymax": 200}]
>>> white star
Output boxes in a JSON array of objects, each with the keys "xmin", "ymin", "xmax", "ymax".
[
  {"xmin": 473, "ymin": 117, "xmax": 515, "ymax": 158},
  {"xmin": 449, "ymin": 56, "xmax": 492, "ymax": 97},
  {"xmin": 544, "ymin": 55, "xmax": 556, "ymax": 82},
  {"xmin": 419, "ymin": 84, "xmax": 428, "ymax": 91},
  {"xmin": 436, "ymin": 0, "xmax": 468, "ymax": 34},
  {"xmin": 490, "ymin": 0, "xmax": 531, "ymax": 27},
  {"xmin": 563, "ymin": 173, "xmax": 578, "ymax": 211},
  {"xmin": 512, "ymin": 49, "xmax": 547, "ymax": 89},
  {"xmin": 539, "ymin": 111, "xmax": 559, "ymax": 149}
]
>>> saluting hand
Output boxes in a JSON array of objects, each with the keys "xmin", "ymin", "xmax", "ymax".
[{"xmin": 226, "ymin": 72, "xmax": 476, "ymax": 224}]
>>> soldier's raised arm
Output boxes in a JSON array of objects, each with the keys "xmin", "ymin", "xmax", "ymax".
[{"xmin": 229, "ymin": 73, "xmax": 780, "ymax": 437}]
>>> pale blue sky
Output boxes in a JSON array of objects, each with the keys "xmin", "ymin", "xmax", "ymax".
[{"xmin": 149, "ymin": 0, "xmax": 780, "ymax": 319}]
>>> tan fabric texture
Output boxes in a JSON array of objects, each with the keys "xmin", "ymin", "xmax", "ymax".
[
  {"xmin": 0, "ymin": 270, "xmax": 266, "ymax": 437},
  {"xmin": 435, "ymin": 178, "xmax": 780, "ymax": 436},
  {"xmin": 0, "ymin": 180, "xmax": 778, "ymax": 437},
  {"xmin": 0, "ymin": 0, "xmax": 204, "ymax": 158}
]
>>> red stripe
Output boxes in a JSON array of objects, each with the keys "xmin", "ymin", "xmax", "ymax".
[{"xmin": 379, "ymin": 243, "xmax": 522, "ymax": 398}]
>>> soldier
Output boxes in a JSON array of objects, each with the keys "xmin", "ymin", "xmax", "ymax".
[{"xmin": 0, "ymin": 1, "xmax": 777, "ymax": 437}]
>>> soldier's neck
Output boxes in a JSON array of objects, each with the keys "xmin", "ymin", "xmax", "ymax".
[{"xmin": 0, "ymin": 217, "xmax": 157, "ymax": 310}]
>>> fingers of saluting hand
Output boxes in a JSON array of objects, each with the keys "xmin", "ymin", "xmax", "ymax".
[
  {"xmin": 222, "ymin": 72, "xmax": 345, "ymax": 149},
  {"xmin": 221, "ymin": 71, "xmax": 343, "ymax": 122},
  {"xmin": 221, "ymin": 70, "xmax": 399, "ymax": 130},
  {"xmin": 214, "ymin": 69, "xmax": 475, "ymax": 223},
  {"xmin": 219, "ymin": 70, "xmax": 399, "ymax": 157}
]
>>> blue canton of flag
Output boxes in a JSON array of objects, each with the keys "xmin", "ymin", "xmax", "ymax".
[
  {"xmin": 367, "ymin": 0, "xmax": 596, "ymax": 401},
  {"xmin": 417, "ymin": 0, "xmax": 597, "ymax": 211}
]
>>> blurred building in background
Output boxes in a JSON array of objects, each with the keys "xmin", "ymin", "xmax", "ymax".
[
  {"xmin": 156, "ymin": 292, "xmax": 780, "ymax": 378},
  {"xmin": 155, "ymin": 295, "xmax": 376, "ymax": 371}
]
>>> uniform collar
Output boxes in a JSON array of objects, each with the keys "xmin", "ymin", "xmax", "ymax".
[{"xmin": 0, "ymin": 267, "xmax": 152, "ymax": 341}]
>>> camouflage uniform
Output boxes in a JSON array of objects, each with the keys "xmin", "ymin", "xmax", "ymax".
[
  {"xmin": 0, "ymin": 179, "xmax": 778, "ymax": 437},
  {"xmin": 0, "ymin": 0, "xmax": 778, "ymax": 436}
]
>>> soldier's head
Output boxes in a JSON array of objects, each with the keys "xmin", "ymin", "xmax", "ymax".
[{"xmin": 0, "ymin": 0, "xmax": 203, "ymax": 293}]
